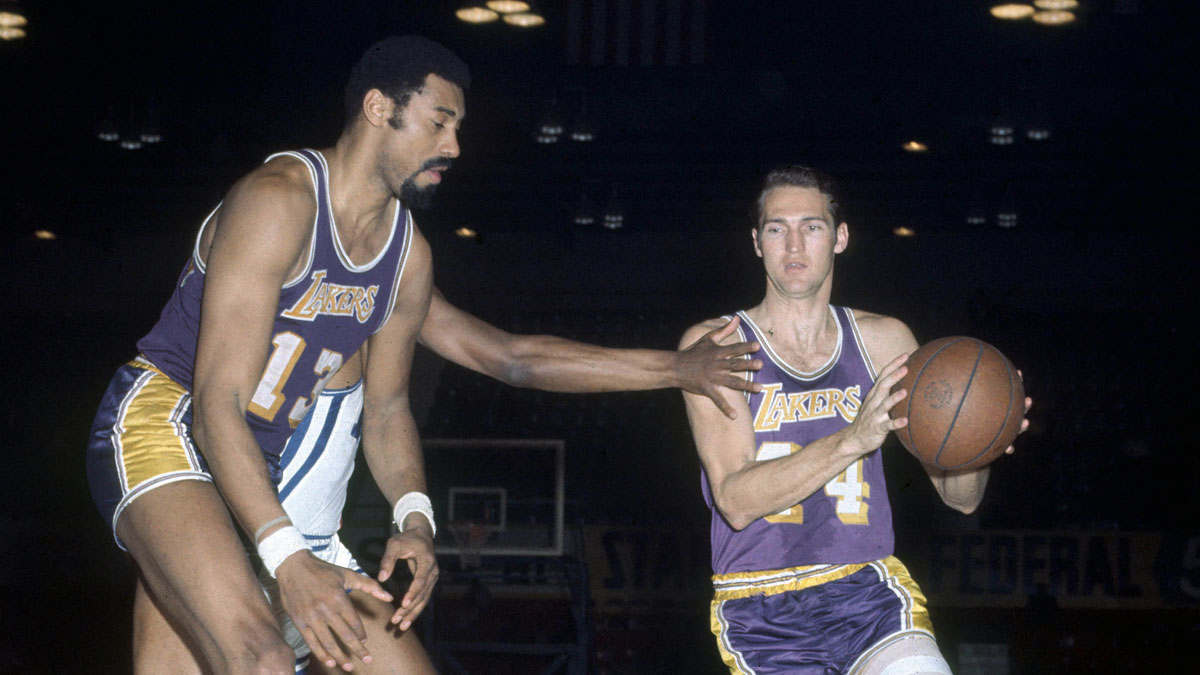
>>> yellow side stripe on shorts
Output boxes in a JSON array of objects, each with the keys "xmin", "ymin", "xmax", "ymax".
[
  {"xmin": 711, "ymin": 562, "xmax": 868, "ymax": 601},
  {"xmin": 868, "ymin": 557, "xmax": 935, "ymax": 635},
  {"xmin": 113, "ymin": 360, "xmax": 200, "ymax": 490}
]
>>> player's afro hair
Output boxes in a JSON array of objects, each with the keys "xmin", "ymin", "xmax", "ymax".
[{"xmin": 343, "ymin": 35, "xmax": 471, "ymax": 126}]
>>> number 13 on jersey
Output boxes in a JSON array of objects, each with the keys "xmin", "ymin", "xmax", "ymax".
[
  {"xmin": 757, "ymin": 441, "xmax": 870, "ymax": 526},
  {"xmin": 247, "ymin": 331, "xmax": 344, "ymax": 428}
]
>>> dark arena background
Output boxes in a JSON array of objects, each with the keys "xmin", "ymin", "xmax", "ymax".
[{"xmin": 1, "ymin": 1, "xmax": 1197, "ymax": 673}]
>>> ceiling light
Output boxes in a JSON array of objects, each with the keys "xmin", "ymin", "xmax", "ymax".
[
  {"xmin": 573, "ymin": 193, "xmax": 596, "ymax": 225},
  {"xmin": 997, "ymin": 211, "xmax": 1019, "ymax": 228},
  {"xmin": 1032, "ymin": 10, "xmax": 1075, "ymax": 24},
  {"xmin": 1026, "ymin": 126, "xmax": 1051, "ymax": 141},
  {"xmin": 0, "ymin": 25, "xmax": 23, "ymax": 40},
  {"xmin": 503, "ymin": 12, "xmax": 545, "ymax": 27},
  {"xmin": 34, "ymin": 229, "xmax": 56, "ymax": 240},
  {"xmin": 893, "ymin": 226, "xmax": 916, "ymax": 237},
  {"xmin": 486, "ymin": 1, "xmax": 530, "ymax": 12},
  {"xmin": 1033, "ymin": 0, "xmax": 1077, "ymax": 9},
  {"xmin": 902, "ymin": 140, "xmax": 929, "ymax": 153},
  {"xmin": 989, "ymin": 123, "xmax": 1015, "ymax": 145},
  {"xmin": 534, "ymin": 133, "xmax": 559, "ymax": 144},
  {"xmin": 966, "ymin": 214, "xmax": 988, "ymax": 226},
  {"xmin": 0, "ymin": 4, "xmax": 27, "ymax": 28},
  {"xmin": 120, "ymin": 138, "xmax": 143, "ymax": 150},
  {"xmin": 455, "ymin": 227, "xmax": 478, "ymax": 239},
  {"xmin": 456, "ymin": 6, "xmax": 499, "ymax": 23},
  {"xmin": 990, "ymin": 4, "xmax": 1036, "ymax": 19}
]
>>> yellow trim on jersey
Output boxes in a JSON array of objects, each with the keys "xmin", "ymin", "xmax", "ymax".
[
  {"xmin": 114, "ymin": 358, "xmax": 204, "ymax": 490},
  {"xmin": 712, "ymin": 561, "xmax": 868, "ymax": 601}
]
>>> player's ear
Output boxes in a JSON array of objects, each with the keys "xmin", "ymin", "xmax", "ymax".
[
  {"xmin": 751, "ymin": 227, "xmax": 764, "ymax": 258},
  {"xmin": 834, "ymin": 222, "xmax": 849, "ymax": 254},
  {"xmin": 362, "ymin": 89, "xmax": 394, "ymax": 128}
]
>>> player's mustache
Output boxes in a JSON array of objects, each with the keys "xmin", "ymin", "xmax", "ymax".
[{"xmin": 420, "ymin": 158, "xmax": 453, "ymax": 173}]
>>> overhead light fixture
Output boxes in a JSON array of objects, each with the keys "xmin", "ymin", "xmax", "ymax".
[
  {"xmin": 603, "ymin": 189, "xmax": 624, "ymax": 230},
  {"xmin": 534, "ymin": 133, "xmax": 559, "ymax": 145},
  {"xmin": 990, "ymin": 4, "xmax": 1036, "ymax": 19},
  {"xmin": 120, "ymin": 138, "xmax": 143, "ymax": 150},
  {"xmin": 572, "ymin": 191, "xmax": 596, "ymax": 225},
  {"xmin": 966, "ymin": 213, "xmax": 989, "ymax": 226},
  {"xmin": 503, "ymin": 12, "xmax": 545, "ymax": 27},
  {"xmin": 1032, "ymin": 10, "xmax": 1075, "ymax": 24},
  {"xmin": 455, "ymin": 227, "xmax": 478, "ymax": 239},
  {"xmin": 997, "ymin": 211, "xmax": 1019, "ymax": 228},
  {"xmin": 0, "ymin": 2, "xmax": 27, "ymax": 28},
  {"xmin": 989, "ymin": 123, "xmax": 1016, "ymax": 146},
  {"xmin": 456, "ymin": 6, "xmax": 499, "ymax": 23},
  {"xmin": 1033, "ymin": 0, "xmax": 1077, "ymax": 9},
  {"xmin": 34, "ymin": 229, "xmax": 56, "ymax": 240},
  {"xmin": 0, "ymin": 25, "xmax": 24, "ymax": 40},
  {"xmin": 486, "ymin": 0, "xmax": 530, "ymax": 12},
  {"xmin": 1026, "ymin": 126, "xmax": 1051, "ymax": 141},
  {"xmin": 893, "ymin": 226, "xmax": 916, "ymax": 237},
  {"xmin": 902, "ymin": 140, "xmax": 929, "ymax": 153},
  {"xmin": 569, "ymin": 96, "xmax": 596, "ymax": 142}
]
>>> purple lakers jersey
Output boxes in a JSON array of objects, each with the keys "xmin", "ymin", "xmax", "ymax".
[
  {"xmin": 702, "ymin": 306, "xmax": 894, "ymax": 574},
  {"xmin": 137, "ymin": 149, "xmax": 413, "ymax": 479}
]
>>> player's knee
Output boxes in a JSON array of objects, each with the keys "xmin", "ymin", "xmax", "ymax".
[{"xmin": 217, "ymin": 621, "xmax": 295, "ymax": 675}]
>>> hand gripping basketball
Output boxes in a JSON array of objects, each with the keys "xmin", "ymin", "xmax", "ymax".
[{"xmin": 889, "ymin": 337, "xmax": 1025, "ymax": 471}]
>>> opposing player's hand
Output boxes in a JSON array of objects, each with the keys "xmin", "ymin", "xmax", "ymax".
[
  {"xmin": 378, "ymin": 525, "xmax": 438, "ymax": 631},
  {"xmin": 277, "ymin": 550, "xmax": 394, "ymax": 672},
  {"xmin": 845, "ymin": 353, "xmax": 910, "ymax": 457},
  {"xmin": 676, "ymin": 315, "xmax": 762, "ymax": 419}
]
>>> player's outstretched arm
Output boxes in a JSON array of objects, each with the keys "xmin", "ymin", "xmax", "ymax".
[
  {"xmin": 418, "ymin": 288, "xmax": 762, "ymax": 418},
  {"xmin": 193, "ymin": 159, "xmax": 393, "ymax": 673},
  {"xmin": 358, "ymin": 225, "xmax": 438, "ymax": 633},
  {"xmin": 680, "ymin": 319, "xmax": 905, "ymax": 530}
]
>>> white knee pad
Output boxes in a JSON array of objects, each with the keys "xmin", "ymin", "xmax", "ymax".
[{"xmin": 855, "ymin": 634, "xmax": 952, "ymax": 675}]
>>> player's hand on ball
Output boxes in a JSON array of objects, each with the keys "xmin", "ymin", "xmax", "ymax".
[
  {"xmin": 845, "ymin": 353, "xmax": 910, "ymax": 457},
  {"xmin": 378, "ymin": 528, "xmax": 439, "ymax": 631}
]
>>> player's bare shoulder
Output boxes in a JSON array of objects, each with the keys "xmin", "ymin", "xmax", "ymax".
[
  {"xmin": 679, "ymin": 315, "xmax": 744, "ymax": 350},
  {"xmin": 848, "ymin": 308, "xmax": 919, "ymax": 367},
  {"xmin": 200, "ymin": 154, "xmax": 318, "ymax": 265}
]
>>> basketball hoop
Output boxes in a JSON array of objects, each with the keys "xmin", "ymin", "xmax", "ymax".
[{"xmin": 448, "ymin": 522, "xmax": 492, "ymax": 569}]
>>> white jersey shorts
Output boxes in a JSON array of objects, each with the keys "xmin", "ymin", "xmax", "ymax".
[{"xmin": 261, "ymin": 380, "xmax": 367, "ymax": 670}]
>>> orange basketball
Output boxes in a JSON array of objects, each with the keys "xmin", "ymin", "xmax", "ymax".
[{"xmin": 888, "ymin": 336, "xmax": 1024, "ymax": 471}]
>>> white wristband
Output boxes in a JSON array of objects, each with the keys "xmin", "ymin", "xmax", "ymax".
[
  {"xmin": 257, "ymin": 525, "xmax": 308, "ymax": 578},
  {"xmin": 393, "ymin": 492, "xmax": 436, "ymax": 537}
]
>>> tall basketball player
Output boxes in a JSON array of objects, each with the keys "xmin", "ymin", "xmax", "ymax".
[
  {"xmin": 85, "ymin": 36, "xmax": 469, "ymax": 674},
  {"xmin": 680, "ymin": 166, "xmax": 1032, "ymax": 674}
]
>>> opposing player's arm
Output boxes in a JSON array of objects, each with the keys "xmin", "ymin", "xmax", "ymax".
[
  {"xmin": 680, "ymin": 319, "xmax": 902, "ymax": 530},
  {"xmin": 418, "ymin": 288, "xmax": 762, "ymax": 418},
  {"xmin": 359, "ymin": 224, "xmax": 436, "ymax": 631},
  {"xmin": 192, "ymin": 159, "xmax": 392, "ymax": 672}
]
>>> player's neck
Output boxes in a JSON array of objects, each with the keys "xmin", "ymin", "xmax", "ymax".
[
  {"xmin": 748, "ymin": 291, "xmax": 837, "ymax": 359},
  {"xmin": 322, "ymin": 141, "xmax": 399, "ymax": 257}
]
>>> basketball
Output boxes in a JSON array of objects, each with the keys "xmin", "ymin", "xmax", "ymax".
[{"xmin": 888, "ymin": 336, "xmax": 1024, "ymax": 471}]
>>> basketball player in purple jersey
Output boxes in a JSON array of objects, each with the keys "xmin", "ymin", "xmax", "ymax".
[
  {"xmin": 86, "ymin": 33, "xmax": 763, "ymax": 675},
  {"xmin": 85, "ymin": 36, "xmax": 471, "ymax": 674},
  {"xmin": 681, "ymin": 166, "xmax": 1031, "ymax": 674}
]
